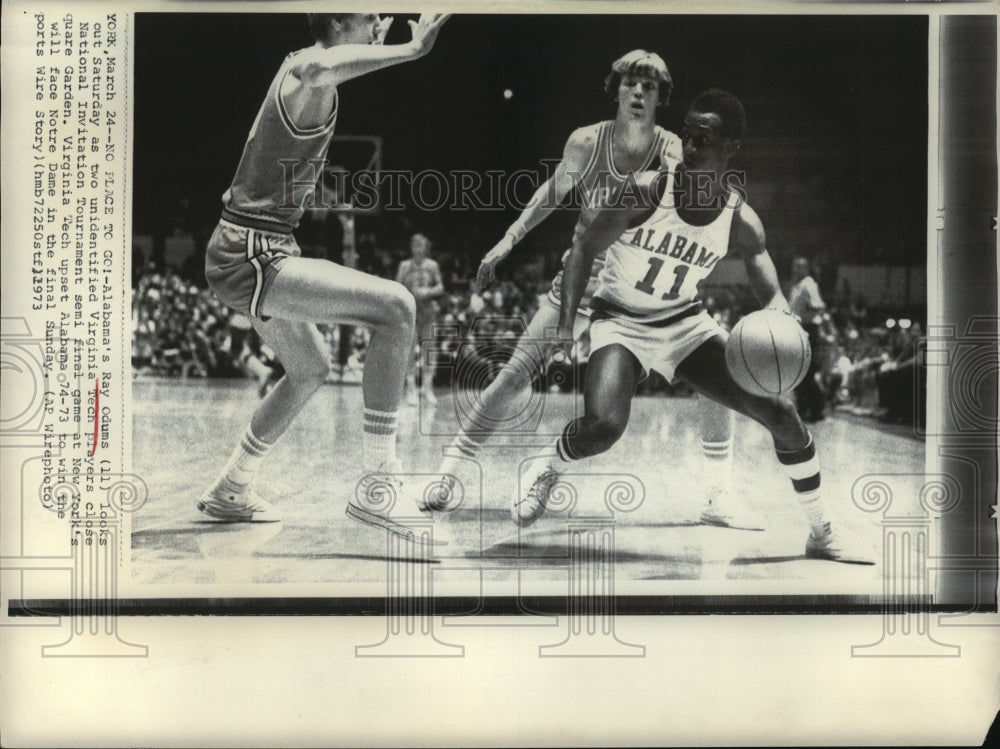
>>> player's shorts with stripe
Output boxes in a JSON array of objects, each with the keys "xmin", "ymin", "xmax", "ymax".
[
  {"xmin": 589, "ymin": 306, "xmax": 724, "ymax": 384},
  {"xmin": 205, "ymin": 218, "xmax": 301, "ymax": 321}
]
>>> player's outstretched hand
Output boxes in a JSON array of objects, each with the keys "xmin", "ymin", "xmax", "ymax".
[
  {"xmin": 476, "ymin": 235, "xmax": 515, "ymax": 291},
  {"xmin": 408, "ymin": 14, "xmax": 451, "ymax": 57},
  {"xmin": 373, "ymin": 16, "xmax": 394, "ymax": 45}
]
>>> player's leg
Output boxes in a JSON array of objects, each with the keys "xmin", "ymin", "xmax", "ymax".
[
  {"xmin": 199, "ymin": 318, "xmax": 330, "ymax": 522},
  {"xmin": 697, "ymin": 394, "xmax": 734, "ymax": 490},
  {"xmin": 433, "ymin": 298, "xmax": 568, "ymax": 510},
  {"xmin": 561, "ymin": 343, "xmax": 643, "ymax": 458},
  {"xmin": 202, "ymin": 251, "xmax": 415, "ymax": 517},
  {"xmin": 259, "ymin": 257, "xmax": 450, "ymax": 541},
  {"xmin": 695, "ymin": 395, "xmax": 766, "ymax": 530},
  {"xmin": 416, "ymin": 312, "xmax": 437, "ymax": 403},
  {"xmin": 675, "ymin": 336, "xmax": 873, "ymax": 563},
  {"xmin": 261, "ymin": 256, "xmax": 421, "ymax": 480},
  {"xmin": 259, "ymin": 256, "xmax": 414, "ymax": 421},
  {"xmin": 404, "ymin": 323, "xmax": 420, "ymax": 405},
  {"xmin": 511, "ymin": 342, "xmax": 642, "ymax": 527}
]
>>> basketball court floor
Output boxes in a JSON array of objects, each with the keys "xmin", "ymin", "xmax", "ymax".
[{"xmin": 130, "ymin": 377, "xmax": 927, "ymax": 603}]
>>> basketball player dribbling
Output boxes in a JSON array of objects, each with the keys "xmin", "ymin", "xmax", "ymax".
[
  {"xmin": 396, "ymin": 232, "xmax": 445, "ymax": 405},
  {"xmin": 516, "ymin": 89, "xmax": 873, "ymax": 564},
  {"xmin": 199, "ymin": 13, "xmax": 450, "ymax": 539},
  {"xmin": 434, "ymin": 51, "xmax": 759, "ymax": 530}
]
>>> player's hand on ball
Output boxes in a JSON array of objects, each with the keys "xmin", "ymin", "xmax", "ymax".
[
  {"xmin": 476, "ymin": 235, "xmax": 515, "ymax": 291},
  {"xmin": 766, "ymin": 302, "xmax": 800, "ymax": 325}
]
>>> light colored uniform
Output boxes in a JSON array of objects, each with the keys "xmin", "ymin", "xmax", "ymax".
[
  {"xmin": 530, "ymin": 122, "xmax": 681, "ymax": 343},
  {"xmin": 205, "ymin": 51, "xmax": 339, "ymax": 320},
  {"xmin": 397, "ymin": 257, "xmax": 442, "ymax": 339},
  {"xmin": 589, "ymin": 168, "xmax": 742, "ymax": 382},
  {"xmin": 789, "ymin": 275, "xmax": 825, "ymax": 325}
]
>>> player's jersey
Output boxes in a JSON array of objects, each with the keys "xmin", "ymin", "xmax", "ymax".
[
  {"xmin": 222, "ymin": 51, "xmax": 339, "ymax": 234},
  {"xmin": 397, "ymin": 258, "xmax": 442, "ymax": 311},
  {"xmin": 548, "ymin": 121, "xmax": 681, "ymax": 313},
  {"xmin": 591, "ymin": 169, "xmax": 740, "ymax": 325}
]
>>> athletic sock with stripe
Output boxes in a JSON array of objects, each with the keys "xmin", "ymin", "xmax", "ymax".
[
  {"xmin": 363, "ymin": 407, "xmax": 399, "ymax": 473},
  {"xmin": 775, "ymin": 434, "xmax": 829, "ymax": 536},
  {"xmin": 217, "ymin": 425, "xmax": 274, "ymax": 494}
]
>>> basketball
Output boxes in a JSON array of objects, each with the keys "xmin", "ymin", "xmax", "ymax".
[{"xmin": 725, "ymin": 310, "xmax": 812, "ymax": 397}]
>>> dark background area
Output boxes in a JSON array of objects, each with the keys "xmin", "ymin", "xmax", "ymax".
[{"xmin": 133, "ymin": 13, "xmax": 927, "ymax": 282}]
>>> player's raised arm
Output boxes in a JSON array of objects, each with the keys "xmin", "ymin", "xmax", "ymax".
[
  {"xmin": 476, "ymin": 127, "xmax": 596, "ymax": 290},
  {"xmin": 731, "ymin": 203, "xmax": 792, "ymax": 315},
  {"xmin": 293, "ymin": 13, "xmax": 450, "ymax": 88}
]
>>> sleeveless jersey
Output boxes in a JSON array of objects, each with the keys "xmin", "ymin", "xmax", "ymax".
[
  {"xmin": 222, "ymin": 51, "xmax": 339, "ymax": 233},
  {"xmin": 591, "ymin": 169, "xmax": 740, "ymax": 325},
  {"xmin": 549, "ymin": 122, "xmax": 681, "ymax": 312},
  {"xmin": 397, "ymin": 258, "xmax": 442, "ymax": 311}
]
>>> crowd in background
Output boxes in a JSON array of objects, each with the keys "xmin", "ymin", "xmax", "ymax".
[{"xmin": 132, "ymin": 208, "xmax": 927, "ymax": 432}]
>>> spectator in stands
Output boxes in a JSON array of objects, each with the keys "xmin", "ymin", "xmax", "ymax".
[{"xmin": 876, "ymin": 321, "xmax": 924, "ymax": 426}]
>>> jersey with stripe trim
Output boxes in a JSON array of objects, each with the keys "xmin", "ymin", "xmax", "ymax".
[
  {"xmin": 549, "ymin": 122, "xmax": 681, "ymax": 313},
  {"xmin": 223, "ymin": 51, "xmax": 339, "ymax": 231},
  {"xmin": 591, "ymin": 168, "xmax": 740, "ymax": 325}
]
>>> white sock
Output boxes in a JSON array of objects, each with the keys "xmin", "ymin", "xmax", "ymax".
[
  {"xmin": 363, "ymin": 407, "xmax": 398, "ymax": 472},
  {"xmin": 218, "ymin": 426, "xmax": 273, "ymax": 492},
  {"xmin": 440, "ymin": 432, "xmax": 480, "ymax": 475},
  {"xmin": 701, "ymin": 437, "xmax": 734, "ymax": 503}
]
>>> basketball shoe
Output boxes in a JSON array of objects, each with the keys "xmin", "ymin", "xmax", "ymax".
[
  {"xmin": 699, "ymin": 487, "xmax": 767, "ymax": 531},
  {"xmin": 198, "ymin": 481, "xmax": 281, "ymax": 523},
  {"xmin": 421, "ymin": 471, "xmax": 464, "ymax": 513},
  {"xmin": 346, "ymin": 460, "xmax": 451, "ymax": 547},
  {"xmin": 511, "ymin": 457, "xmax": 563, "ymax": 527},
  {"xmin": 805, "ymin": 522, "xmax": 876, "ymax": 565}
]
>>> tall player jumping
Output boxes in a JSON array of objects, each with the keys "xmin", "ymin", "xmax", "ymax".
[
  {"xmin": 199, "ymin": 13, "xmax": 450, "ymax": 535},
  {"xmin": 518, "ymin": 89, "xmax": 872, "ymax": 564},
  {"xmin": 435, "ymin": 51, "xmax": 758, "ymax": 530}
]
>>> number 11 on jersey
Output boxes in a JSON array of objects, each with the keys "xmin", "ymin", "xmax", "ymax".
[{"xmin": 634, "ymin": 257, "xmax": 688, "ymax": 300}]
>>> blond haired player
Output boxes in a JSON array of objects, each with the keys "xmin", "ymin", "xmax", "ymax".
[
  {"xmin": 199, "ymin": 13, "xmax": 450, "ymax": 540},
  {"xmin": 435, "ymin": 51, "xmax": 757, "ymax": 529},
  {"xmin": 517, "ymin": 90, "xmax": 872, "ymax": 564}
]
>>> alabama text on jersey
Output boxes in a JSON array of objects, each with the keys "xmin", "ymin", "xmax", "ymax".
[
  {"xmin": 549, "ymin": 121, "xmax": 681, "ymax": 312},
  {"xmin": 591, "ymin": 169, "xmax": 740, "ymax": 325}
]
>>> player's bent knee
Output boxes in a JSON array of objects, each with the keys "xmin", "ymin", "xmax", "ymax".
[
  {"xmin": 753, "ymin": 393, "xmax": 798, "ymax": 429},
  {"xmin": 284, "ymin": 352, "xmax": 331, "ymax": 387},
  {"xmin": 383, "ymin": 283, "xmax": 417, "ymax": 329}
]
